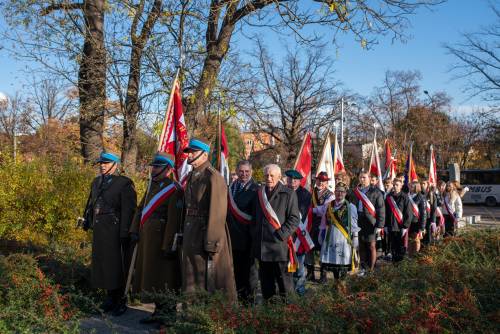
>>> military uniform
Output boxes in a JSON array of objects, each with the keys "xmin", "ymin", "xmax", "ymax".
[
  {"xmin": 182, "ymin": 157, "xmax": 236, "ymax": 300},
  {"xmin": 227, "ymin": 178, "xmax": 258, "ymax": 303},
  {"xmin": 129, "ymin": 177, "xmax": 182, "ymax": 295}
]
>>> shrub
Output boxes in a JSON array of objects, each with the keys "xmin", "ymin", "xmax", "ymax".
[{"xmin": 0, "ymin": 253, "xmax": 79, "ymax": 333}]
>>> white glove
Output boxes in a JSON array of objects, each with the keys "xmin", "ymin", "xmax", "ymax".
[
  {"xmin": 375, "ymin": 228, "xmax": 382, "ymax": 235},
  {"xmin": 352, "ymin": 236, "xmax": 359, "ymax": 249},
  {"xmin": 401, "ymin": 228, "xmax": 408, "ymax": 237}
]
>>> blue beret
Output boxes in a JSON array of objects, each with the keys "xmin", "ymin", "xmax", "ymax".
[
  {"xmin": 96, "ymin": 151, "xmax": 120, "ymax": 163},
  {"xmin": 184, "ymin": 138, "xmax": 210, "ymax": 153},
  {"xmin": 285, "ymin": 169, "xmax": 303, "ymax": 179},
  {"xmin": 150, "ymin": 152, "xmax": 174, "ymax": 167}
]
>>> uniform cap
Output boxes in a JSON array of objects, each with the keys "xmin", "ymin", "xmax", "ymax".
[
  {"xmin": 96, "ymin": 151, "xmax": 120, "ymax": 164},
  {"xmin": 183, "ymin": 138, "xmax": 210, "ymax": 153},
  {"xmin": 335, "ymin": 182, "xmax": 348, "ymax": 192},
  {"xmin": 285, "ymin": 169, "xmax": 303, "ymax": 180},
  {"xmin": 150, "ymin": 152, "xmax": 174, "ymax": 167}
]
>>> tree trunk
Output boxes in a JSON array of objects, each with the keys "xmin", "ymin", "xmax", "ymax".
[
  {"xmin": 78, "ymin": 0, "xmax": 106, "ymax": 163},
  {"xmin": 120, "ymin": 0, "xmax": 163, "ymax": 173}
]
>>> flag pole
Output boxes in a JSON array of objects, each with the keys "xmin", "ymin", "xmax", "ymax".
[{"xmin": 125, "ymin": 68, "xmax": 180, "ymax": 299}]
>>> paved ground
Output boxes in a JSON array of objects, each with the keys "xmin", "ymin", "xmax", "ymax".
[{"xmin": 79, "ymin": 204, "xmax": 499, "ymax": 333}]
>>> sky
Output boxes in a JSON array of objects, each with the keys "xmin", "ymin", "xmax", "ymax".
[{"xmin": 0, "ymin": 0, "xmax": 497, "ymax": 110}]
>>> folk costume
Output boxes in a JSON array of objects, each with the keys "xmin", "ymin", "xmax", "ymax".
[
  {"xmin": 181, "ymin": 139, "xmax": 237, "ymax": 301},
  {"xmin": 318, "ymin": 183, "xmax": 359, "ymax": 279},
  {"xmin": 309, "ymin": 172, "xmax": 334, "ymax": 282},
  {"xmin": 227, "ymin": 177, "xmax": 259, "ymax": 303},
  {"xmin": 86, "ymin": 152, "xmax": 137, "ymax": 315},
  {"xmin": 252, "ymin": 181, "xmax": 301, "ymax": 300},
  {"xmin": 385, "ymin": 190, "xmax": 412, "ymax": 262}
]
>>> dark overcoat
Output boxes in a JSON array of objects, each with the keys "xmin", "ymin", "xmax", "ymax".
[
  {"xmin": 252, "ymin": 182, "xmax": 300, "ymax": 262},
  {"xmin": 181, "ymin": 161, "xmax": 236, "ymax": 300},
  {"xmin": 89, "ymin": 175, "xmax": 137, "ymax": 290},
  {"xmin": 409, "ymin": 193, "xmax": 427, "ymax": 233},
  {"xmin": 129, "ymin": 177, "xmax": 182, "ymax": 294}
]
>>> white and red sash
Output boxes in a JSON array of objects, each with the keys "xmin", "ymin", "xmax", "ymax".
[
  {"xmin": 436, "ymin": 207, "xmax": 445, "ymax": 227},
  {"xmin": 443, "ymin": 197, "xmax": 457, "ymax": 223},
  {"xmin": 408, "ymin": 195, "xmax": 420, "ymax": 220},
  {"xmin": 228, "ymin": 191, "xmax": 253, "ymax": 225},
  {"xmin": 353, "ymin": 187, "xmax": 376, "ymax": 218},
  {"xmin": 387, "ymin": 196, "xmax": 403, "ymax": 226},
  {"xmin": 258, "ymin": 187, "xmax": 297, "ymax": 272},
  {"xmin": 425, "ymin": 201, "xmax": 431, "ymax": 214},
  {"xmin": 140, "ymin": 183, "xmax": 176, "ymax": 227},
  {"xmin": 294, "ymin": 207, "xmax": 315, "ymax": 254}
]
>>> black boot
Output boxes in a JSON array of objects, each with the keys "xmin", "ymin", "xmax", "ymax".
[
  {"xmin": 318, "ymin": 266, "xmax": 327, "ymax": 284},
  {"xmin": 99, "ymin": 296, "xmax": 115, "ymax": 313},
  {"xmin": 111, "ymin": 297, "xmax": 128, "ymax": 317}
]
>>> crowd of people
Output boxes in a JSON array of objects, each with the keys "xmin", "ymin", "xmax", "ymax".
[{"xmin": 82, "ymin": 137, "xmax": 465, "ymax": 326}]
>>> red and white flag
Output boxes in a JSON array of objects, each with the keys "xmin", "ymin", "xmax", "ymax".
[
  {"xmin": 428, "ymin": 145, "xmax": 437, "ymax": 186},
  {"xmin": 332, "ymin": 131, "xmax": 345, "ymax": 174},
  {"xmin": 383, "ymin": 140, "xmax": 397, "ymax": 182},
  {"xmin": 316, "ymin": 133, "xmax": 335, "ymax": 191},
  {"xmin": 157, "ymin": 74, "xmax": 191, "ymax": 185},
  {"xmin": 294, "ymin": 132, "xmax": 312, "ymax": 189},
  {"xmin": 369, "ymin": 134, "xmax": 385, "ymax": 191}
]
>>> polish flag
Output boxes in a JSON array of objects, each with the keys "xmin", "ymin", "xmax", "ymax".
[
  {"xmin": 332, "ymin": 131, "xmax": 345, "ymax": 174},
  {"xmin": 157, "ymin": 73, "xmax": 191, "ymax": 185},
  {"xmin": 383, "ymin": 139, "xmax": 397, "ymax": 182},
  {"xmin": 294, "ymin": 132, "xmax": 312, "ymax": 189},
  {"xmin": 316, "ymin": 133, "xmax": 335, "ymax": 191},
  {"xmin": 428, "ymin": 145, "xmax": 437, "ymax": 186}
]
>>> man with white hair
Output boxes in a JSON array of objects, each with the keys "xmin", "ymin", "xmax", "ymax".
[{"xmin": 252, "ymin": 164, "xmax": 300, "ymax": 300}]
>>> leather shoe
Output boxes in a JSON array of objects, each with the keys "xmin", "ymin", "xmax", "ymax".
[
  {"xmin": 99, "ymin": 297, "xmax": 115, "ymax": 313},
  {"xmin": 111, "ymin": 299, "xmax": 128, "ymax": 317}
]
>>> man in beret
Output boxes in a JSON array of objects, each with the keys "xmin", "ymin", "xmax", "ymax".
[
  {"xmin": 84, "ymin": 151, "xmax": 137, "ymax": 316},
  {"xmin": 285, "ymin": 169, "xmax": 311, "ymax": 295},
  {"xmin": 181, "ymin": 138, "xmax": 236, "ymax": 301},
  {"xmin": 129, "ymin": 152, "xmax": 182, "ymax": 324}
]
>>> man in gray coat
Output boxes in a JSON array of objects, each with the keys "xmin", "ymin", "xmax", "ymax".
[{"xmin": 252, "ymin": 164, "xmax": 300, "ymax": 300}]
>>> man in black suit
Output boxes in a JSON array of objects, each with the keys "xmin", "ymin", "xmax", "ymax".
[{"xmin": 227, "ymin": 160, "xmax": 259, "ymax": 303}]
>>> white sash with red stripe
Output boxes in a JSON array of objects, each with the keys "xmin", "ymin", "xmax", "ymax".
[
  {"xmin": 294, "ymin": 207, "xmax": 315, "ymax": 253},
  {"xmin": 140, "ymin": 183, "xmax": 176, "ymax": 227},
  {"xmin": 425, "ymin": 201, "xmax": 431, "ymax": 214},
  {"xmin": 228, "ymin": 191, "xmax": 253, "ymax": 225},
  {"xmin": 387, "ymin": 196, "xmax": 403, "ymax": 226},
  {"xmin": 258, "ymin": 186, "xmax": 297, "ymax": 272},
  {"xmin": 409, "ymin": 195, "xmax": 420, "ymax": 220},
  {"xmin": 353, "ymin": 187, "xmax": 376, "ymax": 218}
]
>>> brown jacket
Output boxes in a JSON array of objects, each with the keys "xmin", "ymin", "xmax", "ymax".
[
  {"xmin": 181, "ymin": 160, "xmax": 236, "ymax": 301},
  {"xmin": 89, "ymin": 174, "xmax": 137, "ymax": 290},
  {"xmin": 129, "ymin": 177, "xmax": 182, "ymax": 295}
]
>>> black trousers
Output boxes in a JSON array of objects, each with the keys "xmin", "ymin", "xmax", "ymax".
[
  {"xmin": 233, "ymin": 250, "xmax": 258, "ymax": 304},
  {"xmin": 444, "ymin": 215, "xmax": 456, "ymax": 237},
  {"xmin": 259, "ymin": 261, "xmax": 294, "ymax": 300},
  {"xmin": 390, "ymin": 231, "xmax": 406, "ymax": 262}
]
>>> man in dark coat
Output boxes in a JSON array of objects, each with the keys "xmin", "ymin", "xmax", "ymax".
[
  {"xmin": 252, "ymin": 164, "xmax": 300, "ymax": 300},
  {"xmin": 129, "ymin": 152, "xmax": 182, "ymax": 324},
  {"xmin": 85, "ymin": 151, "xmax": 137, "ymax": 316},
  {"xmin": 182, "ymin": 138, "xmax": 237, "ymax": 301},
  {"xmin": 310, "ymin": 172, "xmax": 334, "ymax": 283},
  {"xmin": 227, "ymin": 160, "xmax": 258, "ymax": 303},
  {"xmin": 385, "ymin": 178, "xmax": 413, "ymax": 262},
  {"xmin": 285, "ymin": 169, "xmax": 311, "ymax": 295},
  {"xmin": 348, "ymin": 171, "xmax": 385, "ymax": 271},
  {"xmin": 420, "ymin": 180, "xmax": 437, "ymax": 245}
]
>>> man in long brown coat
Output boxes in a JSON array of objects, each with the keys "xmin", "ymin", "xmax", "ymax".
[
  {"xmin": 129, "ymin": 152, "xmax": 182, "ymax": 324},
  {"xmin": 84, "ymin": 151, "xmax": 137, "ymax": 316},
  {"xmin": 181, "ymin": 138, "xmax": 236, "ymax": 301}
]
